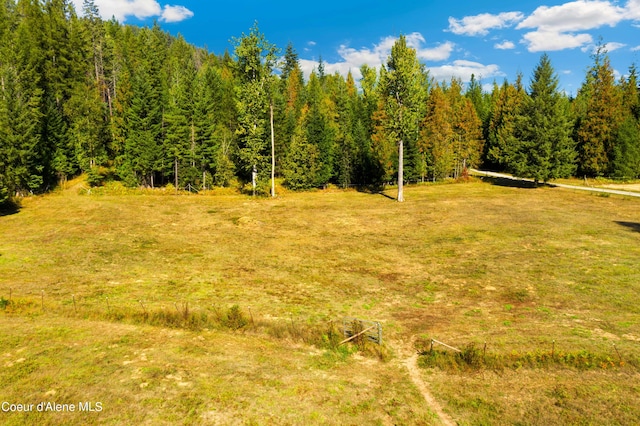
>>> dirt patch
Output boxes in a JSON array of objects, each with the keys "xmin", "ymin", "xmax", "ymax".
[
  {"xmin": 601, "ymin": 183, "xmax": 640, "ymax": 192},
  {"xmin": 395, "ymin": 337, "xmax": 456, "ymax": 426}
]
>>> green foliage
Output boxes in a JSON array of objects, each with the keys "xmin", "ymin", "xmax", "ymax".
[
  {"xmin": 417, "ymin": 342, "xmax": 632, "ymax": 372},
  {"xmin": 0, "ymin": 296, "xmax": 10, "ymax": 310},
  {"xmin": 284, "ymin": 117, "xmax": 321, "ymax": 189},
  {"xmin": 509, "ymin": 54, "xmax": 576, "ymax": 182},
  {"xmin": 421, "ymin": 79, "xmax": 484, "ymax": 180},
  {"xmin": 611, "ymin": 116, "xmax": 640, "ymax": 179},
  {"xmin": 222, "ymin": 304, "xmax": 248, "ymax": 330},
  {"xmin": 485, "ymin": 76, "xmax": 527, "ymax": 170},
  {"xmin": 2, "ymin": 4, "xmax": 640, "ymax": 198},
  {"xmin": 376, "ymin": 35, "xmax": 428, "ymax": 185},
  {"xmin": 576, "ymin": 44, "xmax": 624, "ymax": 177}
]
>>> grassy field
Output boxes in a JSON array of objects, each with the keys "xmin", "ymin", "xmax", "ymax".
[{"xmin": 1, "ymin": 178, "xmax": 639, "ymax": 425}]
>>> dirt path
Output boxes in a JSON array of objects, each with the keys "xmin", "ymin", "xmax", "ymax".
[
  {"xmin": 398, "ymin": 339, "xmax": 456, "ymax": 426},
  {"xmin": 471, "ymin": 169, "xmax": 640, "ymax": 198}
]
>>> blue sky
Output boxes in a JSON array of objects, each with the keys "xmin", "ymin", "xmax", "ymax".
[{"xmin": 73, "ymin": 1, "xmax": 640, "ymax": 95}]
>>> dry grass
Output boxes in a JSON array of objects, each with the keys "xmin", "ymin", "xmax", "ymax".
[{"xmin": 1, "ymin": 176, "xmax": 639, "ymax": 424}]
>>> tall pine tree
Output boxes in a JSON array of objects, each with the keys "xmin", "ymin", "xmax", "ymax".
[{"xmin": 509, "ymin": 54, "xmax": 575, "ymax": 183}]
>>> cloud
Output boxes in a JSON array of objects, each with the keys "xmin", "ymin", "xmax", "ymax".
[
  {"xmin": 416, "ymin": 41, "xmax": 456, "ymax": 61},
  {"xmin": 494, "ymin": 40, "xmax": 516, "ymax": 50},
  {"xmin": 628, "ymin": 0, "xmax": 640, "ymax": 18},
  {"xmin": 71, "ymin": 0, "xmax": 192, "ymax": 23},
  {"xmin": 517, "ymin": 0, "xmax": 625, "ymax": 33},
  {"xmin": 521, "ymin": 30, "xmax": 593, "ymax": 52},
  {"xmin": 428, "ymin": 60, "xmax": 503, "ymax": 82},
  {"xmin": 160, "ymin": 5, "xmax": 194, "ymax": 23},
  {"xmin": 517, "ymin": 0, "xmax": 625, "ymax": 52},
  {"xmin": 298, "ymin": 33, "xmax": 456, "ymax": 81},
  {"xmin": 447, "ymin": 12, "xmax": 524, "ymax": 36},
  {"xmin": 581, "ymin": 41, "xmax": 627, "ymax": 53},
  {"xmin": 602, "ymin": 41, "xmax": 626, "ymax": 52}
]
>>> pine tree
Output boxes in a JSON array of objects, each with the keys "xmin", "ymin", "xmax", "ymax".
[
  {"xmin": 164, "ymin": 35, "xmax": 197, "ymax": 189},
  {"xmin": 379, "ymin": 35, "xmax": 427, "ymax": 201},
  {"xmin": 611, "ymin": 116, "xmax": 640, "ymax": 179},
  {"xmin": 466, "ymin": 74, "xmax": 490, "ymax": 132},
  {"xmin": 120, "ymin": 26, "xmax": 167, "ymax": 187},
  {"xmin": 232, "ymin": 23, "xmax": 278, "ymax": 191},
  {"xmin": 421, "ymin": 84, "xmax": 454, "ymax": 180},
  {"xmin": 611, "ymin": 66, "xmax": 640, "ymax": 178},
  {"xmin": 283, "ymin": 108, "xmax": 320, "ymax": 189},
  {"xmin": 0, "ymin": 0, "xmax": 46, "ymax": 194},
  {"xmin": 485, "ymin": 76, "xmax": 527, "ymax": 170},
  {"xmin": 576, "ymin": 44, "xmax": 624, "ymax": 176},
  {"xmin": 510, "ymin": 54, "xmax": 575, "ymax": 183},
  {"xmin": 304, "ymin": 71, "xmax": 335, "ymax": 187}
]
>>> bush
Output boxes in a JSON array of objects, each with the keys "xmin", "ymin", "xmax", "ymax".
[
  {"xmin": 0, "ymin": 296, "xmax": 10, "ymax": 310},
  {"xmin": 223, "ymin": 305, "xmax": 248, "ymax": 330}
]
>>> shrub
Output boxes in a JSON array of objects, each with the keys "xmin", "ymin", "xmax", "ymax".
[{"xmin": 223, "ymin": 305, "xmax": 248, "ymax": 330}]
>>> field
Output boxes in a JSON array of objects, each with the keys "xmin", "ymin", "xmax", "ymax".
[{"xmin": 1, "ymin": 178, "xmax": 639, "ymax": 425}]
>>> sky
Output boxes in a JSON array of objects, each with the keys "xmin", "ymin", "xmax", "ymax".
[{"xmin": 71, "ymin": 0, "xmax": 640, "ymax": 95}]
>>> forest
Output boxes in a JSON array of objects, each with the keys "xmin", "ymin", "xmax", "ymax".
[{"xmin": 1, "ymin": 0, "xmax": 640, "ymax": 204}]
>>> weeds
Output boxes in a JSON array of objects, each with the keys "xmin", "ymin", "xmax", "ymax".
[
  {"xmin": 0, "ymin": 296, "xmax": 10, "ymax": 309},
  {"xmin": 415, "ymin": 338, "xmax": 637, "ymax": 372},
  {"xmin": 1, "ymin": 294, "xmax": 386, "ymax": 359}
]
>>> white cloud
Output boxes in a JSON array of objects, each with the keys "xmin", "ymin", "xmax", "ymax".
[
  {"xmin": 160, "ymin": 5, "xmax": 194, "ymax": 23},
  {"xmin": 417, "ymin": 41, "xmax": 456, "ymax": 61},
  {"xmin": 628, "ymin": 0, "xmax": 640, "ymax": 19},
  {"xmin": 428, "ymin": 60, "xmax": 503, "ymax": 83},
  {"xmin": 494, "ymin": 40, "xmax": 516, "ymax": 50},
  {"xmin": 298, "ymin": 33, "xmax": 455, "ymax": 81},
  {"xmin": 581, "ymin": 41, "xmax": 627, "ymax": 53},
  {"xmin": 448, "ymin": 12, "xmax": 524, "ymax": 36},
  {"xmin": 632, "ymin": 45, "xmax": 640, "ymax": 52},
  {"xmin": 603, "ymin": 42, "xmax": 627, "ymax": 52},
  {"xmin": 517, "ymin": 0, "xmax": 625, "ymax": 52},
  {"xmin": 521, "ymin": 30, "xmax": 593, "ymax": 52},
  {"xmin": 517, "ymin": 0, "xmax": 625, "ymax": 33},
  {"xmin": 72, "ymin": 0, "xmax": 192, "ymax": 23}
]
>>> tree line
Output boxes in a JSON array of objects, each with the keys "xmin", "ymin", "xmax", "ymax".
[{"xmin": 1, "ymin": 0, "xmax": 639, "ymax": 204}]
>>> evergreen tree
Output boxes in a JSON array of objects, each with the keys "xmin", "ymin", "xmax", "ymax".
[
  {"xmin": 485, "ymin": 76, "xmax": 527, "ymax": 170},
  {"xmin": 611, "ymin": 116, "xmax": 640, "ymax": 179},
  {"xmin": 232, "ymin": 23, "xmax": 278, "ymax": 191},
  {"xmin": 283, "ymin": 108, "xmax": 320, "ymax": 189},
  {"xmin": 421, "ymin": 84, "xmax": 454, "ymax": 180},
  {"xmin": 120, "ymin": 26, "xmax": 167, "ymax": 187},
  {"xmin": 164, "ymin": 35, "xmax": 197, "ymax": 189},
  {"xmin": 510, "ymin": 54, "xmax": 575, "ymax": 183},
  {"xmin": 379, "ymin": 35, "xmax": 427, "ymax": 201},
  {"xmin": 466, "ymin": 73, "xmax": 490, "ymax": 136},
  {"xmin": 576, "ymin": 44, "xmax": 624, "ymax": 176},
  {"xmin": 610, "ymin": 65, "xmax": 640, "ymax": 178},
  {"xmin": 304, "ymin": 71, "xmax": 336, "ymax": 187},
  {"xmin": 0, "ymin": 0, "xmax": 46, "ymax": 194}
]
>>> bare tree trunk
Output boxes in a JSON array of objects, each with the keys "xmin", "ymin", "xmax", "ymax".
[
  {"xmin": 191, "ymin": 121, "xmax": 196, "ymax": 168},
  {"xmin": 270, "ymin": 102, "xmax": 276, "ymax": 197},
  {"xmin": 398, "ymin": 139, "xmax": 404, "ymax": 202},
  {"xmin": 174, "ymin": 157, "xmax": 178, "ymax": 191}
]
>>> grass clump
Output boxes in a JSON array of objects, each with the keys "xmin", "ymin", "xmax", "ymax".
[
  {"xmin": 416, "ymin": 339, "xmax": 636, "ymax": 372},
  {"xmin": 221, "ymin": 304, "xmax": 248, "ymax": 330},
  {"xmin": 0, "ymin": 296, "xmax": 10, "ymax": 310}
]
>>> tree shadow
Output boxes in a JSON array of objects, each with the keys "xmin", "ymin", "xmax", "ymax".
[
  {"xmin": 355, "ymin": 184, "xmax": 398, "ymax": 200},
  {"xmin": 376, "ymin": 191, "xmax": 396, "ymax": 200},
  {"xmin": 478, "ymin": 175, "xmax": 541, "ymax": 189},
  {"xmin": 615, "ymin": 221, "xmax": 640, "ymax": 233},
  {"xmin": 0, "ymin": 200, "xmax": 20, "ymax": 217}
]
